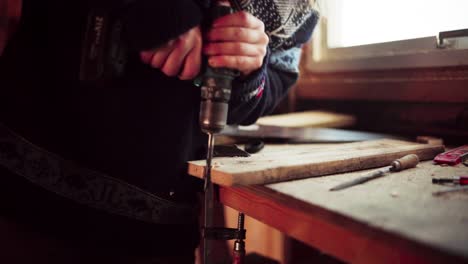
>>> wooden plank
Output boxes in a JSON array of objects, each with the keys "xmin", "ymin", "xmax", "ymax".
[
  {"xmin": 256, "ymin": 110, "xmax": 356, "ymax": 128},
  {"xmin": 188, "ymin": 139, "xmax": 444, "ymax": 186},
  {"xmin": 295, "ymin": 101, "xmax": 468, "ymax": 140}
]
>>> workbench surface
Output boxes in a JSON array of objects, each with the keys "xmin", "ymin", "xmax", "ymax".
[{"xmin": 219, "ymin": 157, "xmax": 468, "ymax": 263}]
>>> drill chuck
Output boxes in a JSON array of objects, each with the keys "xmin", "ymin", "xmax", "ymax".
[
  {"xmin": 199, "ymin": 68, "xmax": 237, "ymax": 133},
  {"xmin": 199, "ymin": 100, "xmax": 228, "ymax": 133},
  {"xmin": 199, "ymin": 4, "xmax": 238, "ymax": 134}
]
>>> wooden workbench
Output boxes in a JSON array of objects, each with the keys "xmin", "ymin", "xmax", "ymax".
[{"xmin": 218, "ymin": 158, "xmax": 468, "ymax": 263}]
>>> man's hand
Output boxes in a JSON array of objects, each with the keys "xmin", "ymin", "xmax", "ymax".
[
  {"xmin": 140, "ymin": 11, "xmax": 269, "ymax": 80},
  {"xmin": 204, "ymin": 11, "xmax": 269, "ymax": 77},
  {"xmin": 140, "ymin": 26, "xmax": 202, "ymax": 80}
]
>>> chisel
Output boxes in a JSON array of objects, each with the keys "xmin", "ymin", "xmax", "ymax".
[{"xmin": 330, "ymin": 154, "xmax": 420, "ymax": 191}]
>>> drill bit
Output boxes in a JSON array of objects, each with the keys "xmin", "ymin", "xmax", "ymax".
[
  {"xmin": 203, "ymin": 132, "xmax": 215, "ymax": 263},
  {"xmin": 200, "ymin": 3, "xmax": 243, "ymax": 263}
]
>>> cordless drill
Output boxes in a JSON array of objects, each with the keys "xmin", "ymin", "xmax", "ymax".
[{"xmin": 199, "ymin": 1, "xmax": 243, "ymax": 134}]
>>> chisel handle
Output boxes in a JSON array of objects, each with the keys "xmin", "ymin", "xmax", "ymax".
[{"xmin": 390, "ymin": 154, "xmax": 419, "ymax": 172}]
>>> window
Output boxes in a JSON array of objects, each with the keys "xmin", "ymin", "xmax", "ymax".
[{"xmin": 307, "ymin": 0, "xmax": 468, "ymax": 72}]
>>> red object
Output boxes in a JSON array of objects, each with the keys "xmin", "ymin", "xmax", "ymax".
[
  {"xmin": 459, "ymin": 176, "xmax": 468, "ymax": 185},
  {"xmin": 434, "ymin": 145, "xmax": 468, "ymax": 165},
  {"xmin": 232, "ymin": 251, "xmax": 244, "ymax": 264},
  {"xmin": 255, "ymin": 77, "xmax": 265, "ymax": 99}
]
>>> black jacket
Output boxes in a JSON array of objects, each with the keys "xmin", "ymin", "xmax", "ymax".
[{"xmin": 0, "ymin": 0, "xmax": 318, "ymax": 255}]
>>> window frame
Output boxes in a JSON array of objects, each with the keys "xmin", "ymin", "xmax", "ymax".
[
  {"xmin": 296, "ymin": 6, "xmax": 468, "ymax": 105},
  {"xmin": 306, "ymin": 17, "xmax": 468, "ymax": 73}
]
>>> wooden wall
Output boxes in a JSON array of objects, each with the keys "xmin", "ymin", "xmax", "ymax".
[{"xmin": 294, "ymin": 44, "xmax": 468, "ymax": 143}]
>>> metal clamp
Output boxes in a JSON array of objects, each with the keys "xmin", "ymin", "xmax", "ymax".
[{"xmin": 203, "ymin": 227, "xmax": 246, "ymax": 241}]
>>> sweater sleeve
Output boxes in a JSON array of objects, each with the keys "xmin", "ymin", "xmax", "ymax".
[
  {"xmin": 120, "ymin": 0, "xmax": 203, "ymax": 51},
  {"xmin": 227, "ymin": 12, "xmax": 319, "ymax": 125}
]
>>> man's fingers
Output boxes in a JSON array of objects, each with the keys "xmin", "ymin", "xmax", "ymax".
[
  {"xmin": 179, "ymin": 46, "xmax": 202, "ymax": 80},
  {"xmin": 149, "ymin": 50, "xmax": 171, "ymax": 69},
  {"xmin": 139, "ymin": 40, "xmax": 175, "ymax": 67},
  {"xmin": 161, "ymin": 38, "xmax": 194, "ymax": 76},
  {"xmin": 209, "ymin": 55, "xmax": 263, "ymax": 73},
  {"xmin": 204, "ymin": 42, "xmax": 265, "ymax": 57},
  {"xmin": 147, "ymin": 40, "xmax": 176, "ymax": 68},
  {"xmin": 161, "ymin": 49, "xmax": 186, "ymax": 77},
  {"xmin": 178, "ymin": 26, "xmax": 202, "ymax": 80},
  {"xmin": 140, "ymin": 51, "xmax": 154, "ymax": 64},
  {"xmin": 206, "ymin": 27, "xmax": 269, "ymax": 44},
  {"xmin": 212, "ymin": 11, "xmax": 264, "ymax": 30}
]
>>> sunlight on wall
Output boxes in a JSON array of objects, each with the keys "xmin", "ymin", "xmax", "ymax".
[{"xmin": 319, "ymin": 0, "xmax": 468, "ymax": 48}]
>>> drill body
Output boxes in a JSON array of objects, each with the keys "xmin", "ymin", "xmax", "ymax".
[{"xmin": 199, "ymin": 4, "xmax": 238, "ymax": 134}]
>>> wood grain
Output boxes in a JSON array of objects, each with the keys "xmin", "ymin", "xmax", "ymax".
[
  {"xmin": 219, "ymin": 172, "xmax": 468, "ymax": 264},
  {"xmin": 296, "ymin": 77, "xmax": 468, "ymax": 103},
  {"xmin": 295, "ymin": 66, "xmax": 468, "ymax": 103},
  {"xmin": 188, "ymin": 139, "xmax": 444, "ymax": 186}
]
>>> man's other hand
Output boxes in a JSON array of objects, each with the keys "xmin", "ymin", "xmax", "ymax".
[{"xmin": 140, "ymin": 26, "xmax": 202, "ymax": 81}]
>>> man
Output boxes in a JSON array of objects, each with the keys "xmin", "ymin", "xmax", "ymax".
[{"xmin": 0, "ymin": 0, "xmax": 318, "ymax": 262}]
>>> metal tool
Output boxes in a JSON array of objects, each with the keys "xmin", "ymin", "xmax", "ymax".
[
  {"xmin": 329, "ymin": 154, "xmax": 420, "ymax": 191},
  {"xmin": 232, "ymin": 213, "xmax": 246, "ymax": 262},
  {"xmin": 220, "ymin": 125, "xmax": 407, "ymax": 143},
  {"xmin": 213, "ymin": 145, "xmax": 251, "ymax": 158},
  {"xmin": 433, "ymin": 176, "xmax": 468, "ymax": 186},
  {"xmin": 200, "ymin": 2, "xmax": 246, "ymax": 263},
  {"xmin": 244, "ymin": 140, "xmax": 265, "ymax": 154}
]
